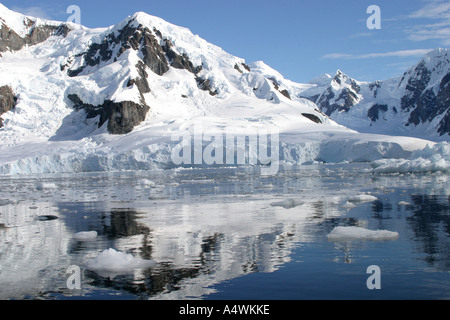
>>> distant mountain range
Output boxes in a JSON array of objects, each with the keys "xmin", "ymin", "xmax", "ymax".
[{"xmin": 299, "ymin": 49, "xmax": 449, "ymax": 141}]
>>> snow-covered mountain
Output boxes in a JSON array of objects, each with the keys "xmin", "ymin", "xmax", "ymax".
[
  {"xmin": 0, "ymin": 4, "xmax": 444, "ymax": 175},
  {"xmin": 299, "ymin": 49, "xmax": 450, "ymax": 141},
  {"xmin": 0, "ymin": 4, "xmax": 329, "ymax": 136}
]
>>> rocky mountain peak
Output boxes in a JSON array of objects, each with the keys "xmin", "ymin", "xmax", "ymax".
[
  {"xmin": 0, "ymin": 4, "xmax": 71, "ymax": 54},
  {"xmin": 302, "ymin": 70, "xmax": 362, "ymax": 116},
  {"xmin": 397, "ymin": 49, "xmax": 450, "ymax": 136},
  {"xmin": 300, "ymin": 48, "xmax": 449, "ymax": 140}
]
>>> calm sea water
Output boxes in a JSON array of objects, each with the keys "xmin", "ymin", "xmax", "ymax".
[{"xmin": 0, "ymin": 163, "xmax": 448, "ymax": 300}]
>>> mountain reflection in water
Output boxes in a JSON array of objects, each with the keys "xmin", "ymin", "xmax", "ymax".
[{"xmin": 0, "ymin": 164, "xmax": 448, "ymax": 299}]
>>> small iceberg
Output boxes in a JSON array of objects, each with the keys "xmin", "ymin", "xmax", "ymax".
[
  {"xmin": 270, "ymin": 198, "xmax": 304, "ymax": 209},
  {"xmin": 85, "ymin": 248, "xmax": 156, "ymax": 278},
  {"xmin": 371, "ymin": 142, "xmax": 449, "ymax": 173},
  {"xmin": 36, "ymin": 182, "xmax": 58, "ymax": 190},
  {"xmin": 347, "ymin": 194, "xmax": 378, "ymax": 203},
  {"xmin": 73, "ymin": 231, "xmax": 98, "ymax": 241},
  {"xmin": 327, "ymin": 226, "xmax": 399, "ymax": 241}
]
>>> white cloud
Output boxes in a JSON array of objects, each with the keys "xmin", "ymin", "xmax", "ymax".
[
  {"xmin": 406, "ymin": 0, "xmax": 450, "ymax": 45},
  {"xmin": 409, "ymin": 27, "xmax": 450, "ymax": 45},
  {"xmin": 322, "ymin": 49, "xmax": 433, "ymax": 60},
  {"xmin": 409, "ymin": 1, "xmax": 450, "ymax": 19},
  {"xmin": 348, "ymin": 32, "xmax": 374, "ymax": 39},
  {"xmin": 322, "ymin": 53, "xmax": 354, "ymax": 59}
]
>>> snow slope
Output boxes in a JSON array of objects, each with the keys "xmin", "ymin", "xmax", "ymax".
[{"xmin": 0, "ymin": 4, "xmax": 443, "ymax": 175}]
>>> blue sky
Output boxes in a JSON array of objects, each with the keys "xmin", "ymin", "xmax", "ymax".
[{"xmin": 2, "ymin": 0, "xmax": 449, "ymax": 83}]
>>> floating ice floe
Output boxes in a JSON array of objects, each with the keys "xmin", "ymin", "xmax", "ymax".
[
  {"xmin": 85, "ymin": 248, "xmax": 156, "ymax": 278},
  {"xmin": 347, "ymin": 194, "xmax": 378, "ymax": 203},
  {"xmin": 141, "ymin": 179, "xmax": 157, "ymax": 188},
  {"xmin": 270, "ymin": 198, "xmax": 304, "ymax": 209},
  {"xmin": 73, "ymin": 231, "xmax": 98, "ymax": 241},
  {"xmin": 36, "ymin": 182, "xmax": 58, "ymax": 191},
  {"xmin": 327, "ymin": 226, "xmax": 399, "ymax": 241},
  {"xmin": 372, "ymin": 142, "xmax": 449, "ymax": 173}
]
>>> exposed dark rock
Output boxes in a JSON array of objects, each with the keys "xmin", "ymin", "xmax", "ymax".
[
  {"xmin": 314, "ymin": 88, "xmax": 334, "ymax": 115},
  {"xmin": 196, "ymin": 77, "xmax": 218, "ymax": 96},
  {"xmin": 367, "ymin": 104, "xmax": 388, "ymax": 122},
  {"xmin": 64, "ymin": 18, "xmax": 208, "ymax": 135},
  {"xmin": 302, "ymin": 71, "xmax": 362, "ymax": 117},
  {"xmin": 0, "ymin": 85, "xmax": 17, "ymax": 127},
  {"xmin": 294, "ymin": 52, "xmax": 449, "ymax": 138},
  {"xmin": 407, "ymin": 88, "xmax": 437, "ymax": 125},
  {"xmin": 301, "ymin": 113, "xmax": 322, "ymax": 124},
  {"xmin": 153, "ymin": 27, "xmax": 163, "ymax": 39},
  {"xmin": 162, "ymin": 39, "xmax": 195, "ymax": 73},
  {"xmin": 313, "ymin": 87, "xmax": 358, "ymax": 116},
  {"xmin": 0, "ymin": 25, "xmax": 24, "ymax": 52},
  {"xmin": 68, "ymin": 19, "xmax": 200, "ymax": 79},
  {"xmin": 234, "ymin": 62, "xmax": 250, "ymax": 73},
  {"xmin": 302, "ymin": 94, "xmax": 320, "ymax": 104},
  {"xmin": 336, "ymin": 88, "xmax": 359, "ymax": 111},
  {"xmin": 400, "ymin": 61, "xmax": 431, "ymax": 112},
  {"xmin": 241, "ymin": 62, "xmax": 251, "ymax": 72},
  {"xmin": 68, "ymin": 94, "xmax": 150, "ymax": 134},
  {"xmin": 334, "ymin": 70, "xmax": 360, "ymax": 93},
  {"xmin": 67, "ymin": 94, "xmax": 83, "ymax": 109},
  {"xmin": 140, "ymin": 29, "xmax": 170, "ymax": 76},
  {"xmin": 369, "ymin": 81, "xmax": 381, "ymax": 98},
  {"xmin": 268, "ymin": 78, "xmax": 280, "ymax": 90},
  {"xmin": 280, "ymin": 89, "xmax": 291, "ymax": 100},
  {"xmin": 436, "ymin": 73, "xmax": 450, "ymax": 136},
  {"xmin": 0, "ymin": 21, "xmax": 70, "ymax": 53},
  {"xmin": 402, "ymin": 69, "xmax": 449, "ymax": 136},
  {"xmin": 68, "ymin": 20, "xmax": 170, "ymax": 77},
  {"xmin": 126, "ymin": 61, "xmax": 151, "ymax": 104},
  {"xmin": 266, "ymin": 77, "xmax": 291, "ymax": 99},
  {"xmin": 437, "ymin": 109, "xmax": 449, "ymax": 136},
  {"xmin": 64, "ymin": 17, "xmax": 211, "ymax": 134}
]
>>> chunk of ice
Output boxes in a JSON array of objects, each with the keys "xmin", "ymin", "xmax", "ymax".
[
  {"xmin": 270, "ymin": 198, "xmax": 304, "ymax": 209},
  {"xmin": 327, "ymin": 226, "xmax": 399, "ymax": 241},
  {"xmin": 347, "ymin": 194, "xmax": 378, "ymax": 203},
  {"xmin": 36, "ymin": 182, "xmax": 58, "ymax": 190},
  {"xmin": 73, "ymin": 231, "xmax": 98, "ymax": 241},
  {"xmin": 85, "ymin": 248, "xmax": 156, "ymax": 278}
]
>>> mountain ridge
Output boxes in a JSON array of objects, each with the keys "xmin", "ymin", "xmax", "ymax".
[
  {"xmin": 0, "ymin": 4, "xmax": 447, "ymax": 139},
  {"xmin": 299, "ymin": 48, "xmax": 449, "ymax": 141},
  {"xmin": 0, "ymin": 4, "xmax": 446, "ymax": 175}
]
